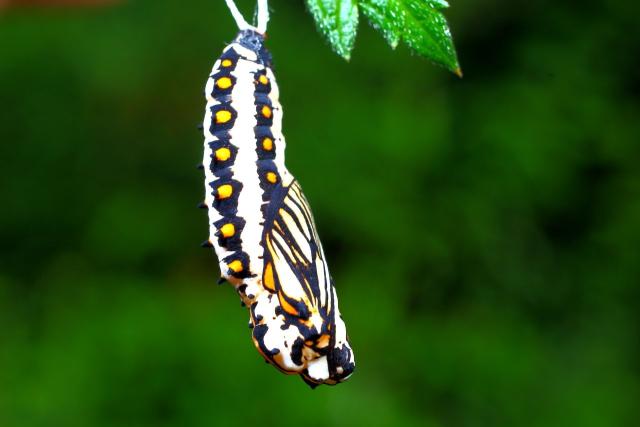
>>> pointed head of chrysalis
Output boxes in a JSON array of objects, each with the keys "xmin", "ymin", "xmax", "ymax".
[{"xmin": 234, "ymin": 29, "xmax": 272, "ymax": 66}]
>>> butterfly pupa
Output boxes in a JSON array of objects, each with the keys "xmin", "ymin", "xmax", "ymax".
[{"xmin": 199, "ymin": 3, "xmax": 355, "ymax": 387}]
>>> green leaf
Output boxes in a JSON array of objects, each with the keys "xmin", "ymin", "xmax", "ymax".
[
  {"xmin": 360, "ymin": 0, "xmax": 462, "ymax": 75},
  {"xmin": 360, "ymin": 0, "xmax": 404, "ymax": 49},
  {"xmin": 306, "ymin": 0, "xmax": 359, "ymax": 60},
  {"xmin": 402, "ymin": 0, "xmax": 461, "ymax": 74},
  {"xmin": 426, "ymin": 0, "xmax": 450, "ymax": 10}
]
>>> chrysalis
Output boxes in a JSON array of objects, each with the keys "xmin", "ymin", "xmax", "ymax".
[{"xmin": 199, "ymin": 2, "xmax": 355, "ymax": 387}]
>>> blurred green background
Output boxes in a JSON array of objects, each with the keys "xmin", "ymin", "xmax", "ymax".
[{"xmin": 1, "ymin": 0, "xmax": 639, "ymax": 426}]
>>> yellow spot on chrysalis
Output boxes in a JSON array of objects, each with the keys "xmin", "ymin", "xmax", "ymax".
[
  {"xmin": 216, "ymin": 184, "xmax": 233, "ymax": 199},
  {"xmin": 263, "ymin": 262, "xmax": 275, "ymax": 291},
  {"xmin": 215, "ymin": 110, "xmax": 232, "ymax": 124},
  {"xmin": 216, "ymin": 77, "xmax": 232, "ymax": 89},
  {"xmin": 258, "ymin": 75, "xmax": 269, "ymax": 85},
  {"xmin": 228, "ymin": 260, "xmax": 243, "ymax": 273},
  {"xmin": 221, "ymin": 59, "xmax": 233, "ymax": 67},
  {"xmin": 261, "ymin": 105, "xmax": 272, "ymax": 119},
  {"xmin": 262, "ymin": 137, "xmax": 273, "ymax": 151},
  {"xmin": 266, "ymin": 172, "xmax": 278, "ymax": 184},
  {"xmin": 220, "ymin": 223, "xmax": 235, "ymax": 238},
  {"xmin": 215, "ymin": 147, "xmax": 231, "ymax": 162}
]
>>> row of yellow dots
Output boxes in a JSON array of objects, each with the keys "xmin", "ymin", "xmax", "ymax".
[
  {"xmin": 215, "ymin": 72, "xmax": 268, "ymax": 91},
  {"xmin": 214, "ymin": 171, "xmax": 277, "ymax": 202},
  {"xmin": 214, "ymin": 143, "xmax": 273, "ymax": 164},
  {"xmin": 212, "ymin": 136, "xmax": 240, "ymax": 269},
  {"xmin": 214, "ymin": 59, "xmax": 267, "ymax": 277},
  {"xmin": 213, "ymin": 138, "xmax": 272, "ymax": 164},
  {"xmin": 214, "ymin": 105, "xmax": 271, "ymax": 125}
]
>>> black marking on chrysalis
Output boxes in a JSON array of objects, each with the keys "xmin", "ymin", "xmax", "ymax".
[
  {"xmin": 209, "ymin": 103, "xmax": 237, "ymax": 133},
  {"xmin": 223, "ymin": 251, "xmax": 251, "ymax": 279},
  {"xmin": 213, "ymin": 217, "xmax": 246, "ymax": 251},
  {"xmin": 255, "ymin": 97, "xmax": 274, "ymax": 127},
  {"xmin": 260, "ymin": 182, "xmax": 288, "ymax": 232},
  {"xmin": 254, "ymin": 69, "xmax": 272, "ymax": 94},
  {"xmin": 208, "ymin": 139, "xmax": 238, "ymax": 174},
  {"xmin": 254, "ymin": 92, "xmax": 272, "ymax": 105},
  {"xmin": 254, "ymin": 126, "xmax": 276, "ymax": 160},
  {"xmin": 290, "ymin": 337, "xmax": 305, "ymax": 366},
  {"xmin": 210, "ymin": 171, "xmax": 243, "ymax": 217},
  {"xmin": 252, "ymin": 324, "xmax": 282, "ymax": 358},
  {"xmin": 237, "ymin": 283, "xmax": 248, "ymax": 297},
  {"xmin": 257, "ymin": 160, "xmax": 279, "ymax": 202},
  {"xmin": 218, "ymin": 48, "xmax": 241, "ymax": 71},
  {"xmin": 210, "ymin": 71, "xmax": 236, "ymax": 100},
  {"xmin": 281, "ymin": 291, "xmax": 311, "ymax": 321},
  {"xmin": 328, "ymin": 344, "xmax": 356, "ymax": 381},
  {"xmin": 249, "ymin": 302, "xmax": 263, "ymax": 325}
]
